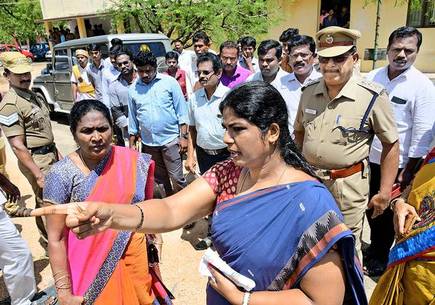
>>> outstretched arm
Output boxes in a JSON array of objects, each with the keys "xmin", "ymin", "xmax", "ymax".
[{"xmin": 32, "ymin": 177, "xmax": 217, "ymax": 237}]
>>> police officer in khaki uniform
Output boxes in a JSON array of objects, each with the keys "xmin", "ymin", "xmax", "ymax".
[
  {"xmin": 0, "ymin": 52, "xmax": 58, "ymax": 246},
  {"xmin": 294, "ymin": 27, "xmax": 400, "ymax": 258}
]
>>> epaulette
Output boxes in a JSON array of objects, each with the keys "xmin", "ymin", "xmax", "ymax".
[
  {"xmin": 0, "ymin": 90, "xmax": 18, "ymax": 109},
  {"xmin": 356, "ymin": 78, "xmax": 384, "ymax": 95},
  {"xmin": 301, "ymin": 78, "xmax": 321, "ymax": 92}
]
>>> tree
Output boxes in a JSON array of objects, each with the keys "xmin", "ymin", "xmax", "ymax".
[
  {"xmin": 106, "ymin": 0, "xmax": 274, "ymax": 46},
  {"xmin": 0, "ymin": 0, "xmax": 45, "ymax": 44}
]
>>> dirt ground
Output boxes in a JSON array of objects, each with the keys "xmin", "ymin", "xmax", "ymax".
[{"xmin": 0, "ymin": 62, "xmax": 376, "ymax": 304}]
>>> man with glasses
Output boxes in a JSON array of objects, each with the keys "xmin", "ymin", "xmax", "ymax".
[
  {"xmin": 108, "ymin": 49, "xmax": 136, "ymax": 146},
  {"xmin": 364, "ymin": 26, "xmax": 435, "ymax": 276},
  {"xmin": 294, "ymin": 26, "xmax": 399, "ymax": 258},
  {"xmin": 285, "ymin": 35, "xmax": 322, "ymax": 133},
  {"xmin": 185, "ymin": 52, "xmax": 230, "ymax": 174},
  {"xmin": 219, "ymin": 41, "xmax": 251, "ymax": 89}
]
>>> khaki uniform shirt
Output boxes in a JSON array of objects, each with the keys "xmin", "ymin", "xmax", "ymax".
[
  {"xmin": 0, "ymin": 87, "xmax": 54, "ymax": 148},
  {"xmin": 294, "ymin": 76, "xmax": 398, "ymax": 170}
]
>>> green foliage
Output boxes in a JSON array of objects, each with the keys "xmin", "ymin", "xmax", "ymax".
[
  {"xmin": 106, "ymin": 0, "xmax": 274, "ymax": 46},
  {"xmin": 0, "ymin": 0, "xmax": 45, "ymax": 43}
]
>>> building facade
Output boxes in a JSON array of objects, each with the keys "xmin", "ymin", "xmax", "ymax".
[{"xmin": 269, "ymin": 0, "xmax": 435, "ymax": 72}]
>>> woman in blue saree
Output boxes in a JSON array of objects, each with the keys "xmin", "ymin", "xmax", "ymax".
[{"xmin": 34, "ymin": 82, "xmax": 367, "ymax": 305}]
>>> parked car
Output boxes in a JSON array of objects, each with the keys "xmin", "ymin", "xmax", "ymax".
[
  {"xmin": 0, "ymin": 44, "xmax": 34, "ymax": 61},
  {"xmin": 45, "ymin": 49, "xmax": 52, "ymax": 60},
  {"xmin": 32, "ymin": 33, "xmax": 172, "ymax": 113},
  {"xmin": 30, "ymin": 43, "xmax": 49, "ymax": 61}
]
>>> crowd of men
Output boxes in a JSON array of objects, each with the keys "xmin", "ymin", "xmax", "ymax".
[{"xmin": 0, "ymin": 23, "xmax": 434, "ymax": 305}]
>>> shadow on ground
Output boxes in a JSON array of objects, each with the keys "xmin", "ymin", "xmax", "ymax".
[{"xmin": 180, "ymin": 218, "xmax": 209, "ymax": 249}]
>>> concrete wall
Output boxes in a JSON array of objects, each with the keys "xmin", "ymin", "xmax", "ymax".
[{"xmin": 268, "ymin": 0, "xmax": 435, "ymax": 72}]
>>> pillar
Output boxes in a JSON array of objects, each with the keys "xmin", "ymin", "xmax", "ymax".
[
  {"xmin": 76, "ymin": 17, "xmax": 87, "ymax": 38},
  {"xmin": 116, "ymin": 19, "xmax": 125, "ymax": 34},
  {"xmin": 44, "ymin": 21, "xmax": 54, "ymax": 50}
]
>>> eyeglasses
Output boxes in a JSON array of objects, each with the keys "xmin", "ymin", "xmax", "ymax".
[
  {"xmin": 318, "ymin": 53, "xmax": 353, "ymax": 64},
  {"xmin": 196, "ymin": 70, "xmax": 214, "ymax": 77},
  {"xmin": 289, "ymin": 52, "xmax": 313, "ymax": 60},
  {"xmin": 117, "ymin": 61, "xmax": 130, "ymax": 67}
]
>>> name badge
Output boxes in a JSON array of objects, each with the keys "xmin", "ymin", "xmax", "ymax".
[
  {"xmin": 305, "ymin": 108, "xmax": 317, "ymax": 115},
  {"xmin": 391, "ymin": 96, "xmax": 407, "ymax": 105}
]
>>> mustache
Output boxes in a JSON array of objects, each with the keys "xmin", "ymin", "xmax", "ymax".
[
  {"xmin": 294, "ymin": 62, "xmax": 305, "ymax": 67},
  {"xmin": 20, "ymin": 80, "xmax": 31, "ymax": 84}
]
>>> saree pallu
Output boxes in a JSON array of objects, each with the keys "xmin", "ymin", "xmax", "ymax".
[
  {"xmin": 208, "ymin": 180, "xmax": 367, "ymax": 305},
  {"xmin": 46, "ymin": 145, "xmax": 172, "ymax": 305},
  {"xmin": 370, "ymin": 151, "xmax": 435, "ymax": 305}
]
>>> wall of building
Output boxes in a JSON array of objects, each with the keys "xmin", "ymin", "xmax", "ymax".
[
  {"xmin": 268, "ymin": 0, "xmax": 435, "ymax": 72},
  {"xmin": 40, "ymin": 0, "xmax": 111, "ymax": 20}
]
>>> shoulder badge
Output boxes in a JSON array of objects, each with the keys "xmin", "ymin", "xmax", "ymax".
[
  {"xmin": 0, "ymin": 112, "xmax": 19, "ymax": 126},
  {"xmin": 301, "ymin": 78, "xmax": 321, "ymax": 92},
  {"xmin": 357, "ymin": 78, "xmax": 384, "ymax": 95}
]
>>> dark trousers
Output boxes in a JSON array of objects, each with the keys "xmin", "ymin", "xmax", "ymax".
[
  {"xmin": 196, "ymin": 146, "xmax": 230, "ymax": 174},
  {"xmin": 142, "ymin": 139, "xmax": 187, "ymax": 197},
  {"xmin": 366, "ymin": 162, "xmax": 401, "ymax": 263}
]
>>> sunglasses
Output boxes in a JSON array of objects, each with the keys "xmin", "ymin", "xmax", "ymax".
[
  {"xmin": 318, "ymin": 53, "xmax": 354, "ymax": 64},
  {"xmin": 196, "ymin": 70, "xmax": 214, "ymax": 77}
]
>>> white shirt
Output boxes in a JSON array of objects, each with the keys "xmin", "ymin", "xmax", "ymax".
[
  {"xmin": 187, "ymin": 83, "xmax": 230, "ymax": 150},
  {"xmin": 70, "ymin": 63, "xmax": 94, "ymax": 101},
  {"xmin": 247, "ymin": 68, "xmax": 322, "ymax": 133},
  {"xmin": 367, "ymin": 66, "xmax": 435, "ymax": 167}
]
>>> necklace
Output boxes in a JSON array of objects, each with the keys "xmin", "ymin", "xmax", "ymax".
[
  {"xmin": 237, "ymin": 166, "xmax": 288, "ymax": 194},
  {"xmin": 78, "ymin": 149, "xmax": 90, "ymax": 170}
]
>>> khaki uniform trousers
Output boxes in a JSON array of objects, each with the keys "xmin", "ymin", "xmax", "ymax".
[
  {"xmin": 323, "ymin": 168, "xmax": 369, "ymax": 260},
  {"xmin": 18, "ymin": 151, "xmax": 57, "ymax": 246}
]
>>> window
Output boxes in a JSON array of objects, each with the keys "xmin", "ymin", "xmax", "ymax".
[
  {"xmin": 54, "ymin": 56, "xmax": 70, "ymax": 71},
  {"xmin": 407, "ymin": 0, "xmax": 435, "ymax": 28},
  {"xmin": 125, "ymin": 42, "xmax": 167, "ymax": 58}
]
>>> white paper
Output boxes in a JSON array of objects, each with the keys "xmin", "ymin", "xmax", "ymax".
[{"xmin": 199, "ymin": 248, "xmax": 256, "ymax": 291}]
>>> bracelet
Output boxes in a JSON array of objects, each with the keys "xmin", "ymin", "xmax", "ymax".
[
  {"xmin": 242, "ymin": 292, "xmax": 251, "ymax": 305},
  {"xmin": 135, "ymin": 204, "xmax": 144, "ymax": 231},
  {"xmin": 389, "ymin": 198, "xmax": 403, "ymax": 211}
]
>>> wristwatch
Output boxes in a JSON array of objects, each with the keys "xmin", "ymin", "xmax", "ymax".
[{"xmin": 181, "ymin": 132, "xmax": 189, "ymax": 139}]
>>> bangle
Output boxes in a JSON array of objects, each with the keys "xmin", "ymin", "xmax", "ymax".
[
  {"xmin": 390, "ymin": 198, "xmax": 402, "ymax": 211},
  {"xmin": 135, "ymin": 204, "xmax": 144, "ymax": 231},
  {"xmin": 242, "ymin": 292, "xmax": 251, "ymax": 305}
]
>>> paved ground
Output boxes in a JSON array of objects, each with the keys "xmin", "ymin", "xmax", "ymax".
[{"xmin": 0, "ymin": 62, "xmax": 384, "ymax": 304}]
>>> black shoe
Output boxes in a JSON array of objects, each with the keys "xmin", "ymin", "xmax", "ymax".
[
  {"xmin": 194, "ymin": 237, "xmax": 212, "ymax": 250},
  {"xmin": 364, "ymin": 258, "xmax": 387, "ymax": 277}
]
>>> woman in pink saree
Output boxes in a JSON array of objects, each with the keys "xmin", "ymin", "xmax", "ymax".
[{"xmin": 44, "ymin": 100, "xmax": 172, "ymax": 305}]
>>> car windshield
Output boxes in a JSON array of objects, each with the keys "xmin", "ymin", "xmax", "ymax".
[{"xmin": 124, "ymin": 42, "xmax": 166, "ymax": 58}]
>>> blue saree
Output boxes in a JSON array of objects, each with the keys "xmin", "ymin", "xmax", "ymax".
[{"xmin": 208, "ymin": 180, "xmax": 367, "ymax": 305}]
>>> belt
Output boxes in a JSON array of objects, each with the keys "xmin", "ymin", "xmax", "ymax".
[
  {"xmin": 30, "ymin": 143, "xmax": 56, "ymax": 155},
  {"xmin": 199, "ymin": 146, "xmax": 228, "ymax": 156},
  {"xmin": 318, "ymin": 162, "xmax": 364, "ymax": 180}
]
